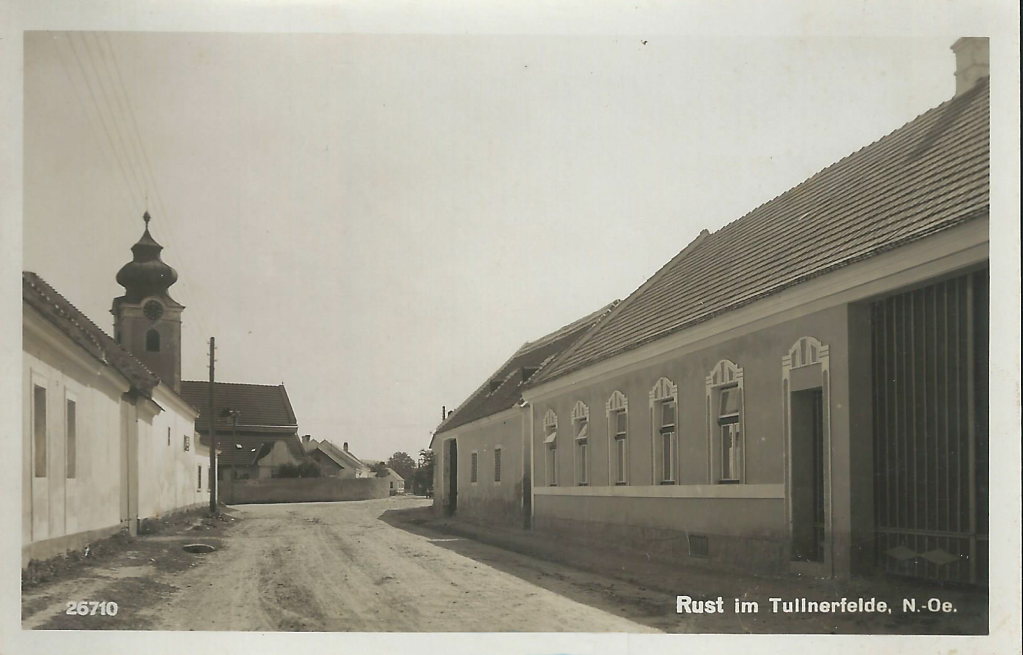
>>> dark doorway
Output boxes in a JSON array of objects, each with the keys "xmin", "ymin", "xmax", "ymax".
[
  {"xmin": 446, "ymin": 439, "xmax": 458, "ymax": 516},
  {"xmin": 791, "ymin": 388, "xmax": 825, "ymax": 562}
]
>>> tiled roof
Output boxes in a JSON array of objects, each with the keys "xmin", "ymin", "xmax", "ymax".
[
  {"xmin": 534, "ymin": 79, "xmax": 990, "ymax": 384},
  {"xmin": 436, "ymin": 302, "xmax": 618, "ymax": 435},
  {"xmin": 315, "ymin": 439, "xmax": 371, "ymax": 472},
  {"xmin": 210, "ymin": 432, "xmax": 306, "ymax": 467},
  {"xmin": 23, "ymin": 271, "xmax": 161, "ymax": 397},
  {"xmin": 180, "ymin": 381, "xmax": 298, "ymax": 432}
]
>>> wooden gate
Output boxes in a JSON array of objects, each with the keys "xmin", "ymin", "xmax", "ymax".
[{"xmin": 870, "ymin": 270, "xmax": 988, "ymax": 584}]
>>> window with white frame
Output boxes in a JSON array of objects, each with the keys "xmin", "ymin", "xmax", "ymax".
[
  {"xmin": 706, "ymin": 359, "xmax": 744, "ymax": 484},
  {"xmin": 543, "ymin": 409, "xmax": 558, "ymax": 486},
  {"xmin": 494, "ymin": 447, "xmax": 502, "ymax": 483},
  {"xmin": 607, "ymin": 391, "xmax": 629, "ymax": 485},
  {"xmin": 33, "ymin": 384, "xmax": 47, "ymax": 478},
  {"xmin": 184, "ymin": 434, "xmax": 190, "ymax": 451},
  {"xmin": 66, "ymin": 397, "xmax": 77, "ymax": 479},
  {"xmin": 614, "ymin": 410, "xmax": 627, "ymax": 483},
  {"xmin": 470, "ymin": 451, "xmax": 479, "ymax": 483},
  {"xmin": 659, "ymin": 399, "xmax": 677, "ymax": 483},
  {"xmin": 572, "ymin": 401, "xmax": 590, "ymax": 486},
  {"xmin": 718, "ymin": 386, "xmax": 741, "ymax": 481},
  {"xmin": 650, "ymin": 377, "xmax": 677, "ymax": 485}
]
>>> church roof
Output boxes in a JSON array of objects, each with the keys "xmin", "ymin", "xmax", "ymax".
[
  {"xmin": 23, "ymin": 271, "xmax": 161, "ymax": 397},
  {"xmin": 434, "ymin": 301, "xmax": 618, "ymax": 437},
  {"xmin": 115, "ymin": 212, "xmax": 179, "ymax": 304},
  {"xmin": 532, "ymin": 78, "xmax": 990, "ymax": 385},
  {"xmin": 180, "ymin": 381, "xmax": 299, "ymax": 433}
]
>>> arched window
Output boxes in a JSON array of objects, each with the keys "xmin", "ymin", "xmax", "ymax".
[
  {"xmin": 650, "ymin": 377, "xmax": 678, "ymax": 484},
  {"xmin": 572, "ymin": 401, "xmax": 590, "ymax": 485},
  {"xmin": 146, "ymin": 329, "xmax": 161, "ymax": 352},
  {"xmin": 606, "ymin": 391, "xmax": 628, "ymax": 485},
  {"xmin": 706, "ymin": 359, "xmax": 744, "ymax": 483},
  {"xmin": 543, "ymin": 409, "xmax": 558, "ymax": 486}
]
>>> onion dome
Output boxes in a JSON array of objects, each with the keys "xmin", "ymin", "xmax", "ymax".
[{"xmin": 115, "ymin": 212, "xmax": 179, "ymax": 303}]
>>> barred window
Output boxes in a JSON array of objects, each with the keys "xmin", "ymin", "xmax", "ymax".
[{"xmin": 494, "ymin": 447, "xmax": 502, "ymax": 483}]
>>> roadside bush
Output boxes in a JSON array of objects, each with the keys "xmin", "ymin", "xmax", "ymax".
[{"xmin": 275, "ymin": 461, "xmax": 322, "ymax": 478}]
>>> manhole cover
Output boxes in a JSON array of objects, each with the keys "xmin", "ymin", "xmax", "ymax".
[{"xmin": 182, "ymin": 543, "xmax": 215, "ymax": 554}]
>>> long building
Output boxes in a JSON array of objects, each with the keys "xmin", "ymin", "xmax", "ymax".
[{"xmin": 434, "ymin": 37, "xmax": 990, "ymax": 585}]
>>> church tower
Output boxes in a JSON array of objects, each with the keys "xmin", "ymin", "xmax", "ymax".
[{"xmin": 112, "ymin": 212, "xmax": 185, "ymax": 393}]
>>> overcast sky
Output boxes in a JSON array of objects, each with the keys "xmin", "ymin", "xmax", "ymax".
[{"xmin": 23, "ymin": 32, "xmax": 957, "ymax": 461}]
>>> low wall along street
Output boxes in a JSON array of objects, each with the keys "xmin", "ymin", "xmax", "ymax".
[{"xmin": 219, "ymin": 477, "xmax": 390, "ymax": 505}]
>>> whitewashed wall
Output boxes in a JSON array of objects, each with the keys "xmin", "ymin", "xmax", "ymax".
[{"xmin": 23, "ymin": 313, "xmax": 128, "ymax": 556}]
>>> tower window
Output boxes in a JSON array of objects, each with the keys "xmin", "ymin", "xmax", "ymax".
[{"xmin": 146, "ymin": 329, "xmax": 161, "ymax": 352}]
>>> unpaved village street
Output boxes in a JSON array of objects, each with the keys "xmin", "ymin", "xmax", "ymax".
[
  {"xmin": 23, "ymin": 497, "xmax": 661, "ymax": 632},
  {"xmin": 23, "ymin": 496, "xmax": 987, "ymax": 634}
]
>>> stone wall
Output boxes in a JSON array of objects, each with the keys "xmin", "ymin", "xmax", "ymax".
[{"xmin": 219, "ymin": 477, "xmax": 389, "ymax": 505}]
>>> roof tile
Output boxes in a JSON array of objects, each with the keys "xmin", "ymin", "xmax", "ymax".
[{"xmin": 534, "ymin": 79, "xmax": 989, "ymax": 383}]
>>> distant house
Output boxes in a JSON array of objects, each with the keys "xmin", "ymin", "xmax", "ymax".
[
  {"xmin": 180, "ymin": 381, "xmax": 305, "ymax": 480},
  {"xmin": 304, "ymin": 438, "xmax": 373, "ymax": 478},
  {"xmin": 376, "ymin": 467, "xmax": 406, "ymax": 495},
  {"xmin": 430, "ymin": 302, "xmax": 618, "ymax": 527}
]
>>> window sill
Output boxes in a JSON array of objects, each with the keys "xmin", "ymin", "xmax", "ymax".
[
  {"xmin": 615, "ymin": 481, "xmax": 628, "ymax": 486},
  {"xmin": 717, "ymin": 478, "xmax": 741, "ymax": 485},
  {"xmin": 660, "ymin": 480, "xmax": 676, "ymax": 485},
  {"xmin": 577, "ymin": 483, "xmax": 589, "ymax": 487}
]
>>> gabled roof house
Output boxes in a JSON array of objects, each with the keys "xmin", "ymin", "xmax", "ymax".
[
  {"xmin": 431, "ymin": 302, "xmax": 618, "ymax": 527},
  {"xmin": 439, "ymin": 38, "xmax": 991, "ymax": 585}
]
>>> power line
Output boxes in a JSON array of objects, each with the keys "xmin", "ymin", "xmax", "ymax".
[
  {"xmin": 55, "ymin": 34, "xmax": 141, "ymax": 217},
  {"xmin": 91, "ymin": 32, "xmax": 215, "ymax": 342},
  {"xmin": 77, "ymin": 32, "xmax": 149, "ymax": 209}
]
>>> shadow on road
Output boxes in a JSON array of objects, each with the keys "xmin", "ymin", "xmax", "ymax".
[
  {"xmin": 379, "ymin": 505, "xmax": 684, "ymax": 632},
  {"xmin": 378, "ymin": 505, "xmax": 989, "ymax": 635}
]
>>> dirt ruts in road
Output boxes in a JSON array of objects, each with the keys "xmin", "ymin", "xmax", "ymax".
[{"xmin": 150, "ymin": 498, "xmax": 660, "ymax": 632}]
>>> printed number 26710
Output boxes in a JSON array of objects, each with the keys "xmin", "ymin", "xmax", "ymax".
[{"xmin": 65, "ymin": 601, "xmax": 118, "ymax": 616}]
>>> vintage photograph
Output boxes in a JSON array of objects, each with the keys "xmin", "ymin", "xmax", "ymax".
[{"xmin": 3, "ymin": 6, "xmax": 1017, "ymax": 651}]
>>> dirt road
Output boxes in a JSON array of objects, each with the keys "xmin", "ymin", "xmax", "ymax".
[{"xmin": 24, "ymin": 497, "xmax": 663, "ymax": 632}]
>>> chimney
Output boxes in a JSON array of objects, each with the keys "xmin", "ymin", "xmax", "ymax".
[
  {"xmin": 951, "ymin": 37, "xmax": 989, "ymax": 97},
  {"xmin": 442, "ymin": 406, "xmax": 446, "ymax": 421},
  {"xmin": 343, "ymin": 441, "xmax": 349, "ymax": 452},
  {"xmin": 448, "ymin": 410, "xmax": 453, "ymax": 418},
  {"xmin": 302, "ymin": 435, "xmax": 311, "ymax": 443}
]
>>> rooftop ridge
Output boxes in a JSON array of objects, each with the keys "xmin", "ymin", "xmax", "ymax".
[
  {"xmin": 181, "ymin": 380, "xmax": 290, "ymax": 388},
  {"xmin": 706, "ymin": 77, "xmax": 989, "ymax": 240},
  {"xmin": 24, "ymin": 271, "xmax": 161, "ymax": 388},
  {"xmin": 534, "ymin": 76, "xmax": 989, "ymax": 384},
  {"xmin": 518, "ymin": 300, "xmax": 621, "ymax": 354}
]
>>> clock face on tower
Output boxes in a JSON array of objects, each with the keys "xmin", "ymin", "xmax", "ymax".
[{"xmin": 143, "ymin": 300, "xmax": 164, "ymax": 321}]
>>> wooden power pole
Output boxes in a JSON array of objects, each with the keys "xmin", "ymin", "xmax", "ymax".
[{"xmin": 208, "ymin": 337, "xmax": 217, "ymax": 515}]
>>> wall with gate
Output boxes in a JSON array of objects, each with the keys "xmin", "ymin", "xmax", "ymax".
[{"xmin": 219, "ymin": 477, "xmax": 389, "ymax": 505}]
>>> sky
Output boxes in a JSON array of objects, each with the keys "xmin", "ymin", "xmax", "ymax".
[{"xmin": 22, "ymin": 32, "xmax": 959, "ymax": 462}]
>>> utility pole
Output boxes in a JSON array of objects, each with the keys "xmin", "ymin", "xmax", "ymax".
[{"xmin": 208, "ymin": 337, "xmax": 217, "ymax": 516}]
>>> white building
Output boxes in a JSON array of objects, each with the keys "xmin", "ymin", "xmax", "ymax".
[{"xmin": 22, "ymin": 215, "xmax": 213, "ymax": 566}]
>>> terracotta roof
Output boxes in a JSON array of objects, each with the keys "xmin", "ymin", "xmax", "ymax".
[
  {"xmin": 23, "ymin": 271, "xmax": 160, "ymax": 397},
  {"xmin": 180, "ymin": 381, "xmax": 298, "ymax": 432},
  {"xmin": 436, "ymin": 302, "xmax": 618, "ymax": 435},
  {"xmin": 534, "ymin": 79, "xmax": 990, "ymax": 384}
]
